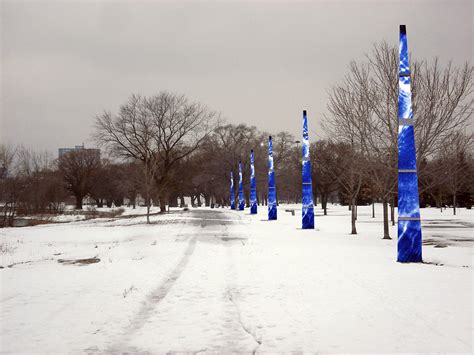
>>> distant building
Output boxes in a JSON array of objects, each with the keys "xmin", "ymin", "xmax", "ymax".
[{"xmin": 58, "ymin": 144, "xmax": 100, "ymax": 158}]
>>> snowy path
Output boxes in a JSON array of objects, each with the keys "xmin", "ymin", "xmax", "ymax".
[
  {"xmin": 108, "ymin": 210, "xmax": 259, "ymax": 353},
  {"xmin": 1, "ymin": 205, "xmax": 473, "ymax": 353}
]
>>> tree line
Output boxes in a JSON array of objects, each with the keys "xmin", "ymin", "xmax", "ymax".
[{"xmin": 1, "ymin": 42, "xmax": 473, "ymax": 237}]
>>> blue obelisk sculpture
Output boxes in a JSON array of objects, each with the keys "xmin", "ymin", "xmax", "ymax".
[
  {"xmin": 268, "ymin": 136, "xmax": 277, "ymax": 220},
  {"xmin": 397, "ymin": 25, "xmax": 422, "ymax": 262},
  {"xmin": 238, "ymin": 161, "xmax": 245, "ymax": 210},
  {"xmin": 250, "ymin": 150, "xmax": 257, "ymax": 214},
  {"xmin": 302, "ymin": 110, "xmax": 314, "ymax": 229},
  {"xmin": 230, "ymin": 171, "xmax": 236, "ymax": 210}
]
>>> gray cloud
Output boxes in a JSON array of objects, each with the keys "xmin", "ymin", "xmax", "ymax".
[{"xmin": 1, "ymin": 0, "xmax": 472, "ymax": 155}]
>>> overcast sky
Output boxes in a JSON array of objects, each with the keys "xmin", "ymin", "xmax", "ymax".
[{"xmin": 1, "ymin": 0, "xmax": 472, "ymax": 155}]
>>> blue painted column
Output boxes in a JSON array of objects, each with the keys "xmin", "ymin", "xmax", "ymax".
[
  {"xmin": 268, "ymin": 136, "xmax": 277, "ymax": 220},
  {"xmin": 250, "ymin": 150, "xmax": 257, "ymax": 214},
  {"xmin": 397, "ymin": 25, "xmax": 422, "ymax": 262},
  {"xmin": 230, "ymin": 171, "xmax": 236, "ymax": 210},
  {"xmin": 302, "ymin": 110, "xmax": 314, "ymax": 229},
  {"xmin": 238, "ymin": 161, "xmax": 245, "ymax": 210}
]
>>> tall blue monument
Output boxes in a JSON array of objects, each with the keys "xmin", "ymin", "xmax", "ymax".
[
  {"xmin": 230, "ymin": 171, "xmax": 236, "ymax": 210},
  {"xmin": 238, "ymin": 161, "xmax": 245, "ymax": 211},
  {"xmin": 250, "ymin": 150, "xmax": 257, "ymax": 214},
  {"xmin": 301, "ymin": 110, "xmax": 314, "ymax": 229},
  {"xmin": 268, "ymin": 136, "xmax": 277, "ymax": 220},
  {"xmin": 397, "ymin": 25, "xmax": 422, "ymax": 262}
]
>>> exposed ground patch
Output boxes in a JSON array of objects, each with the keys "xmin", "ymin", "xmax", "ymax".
[{"xmin": 57, "ymin": 257, "xmax": 100, "ymax": 265}]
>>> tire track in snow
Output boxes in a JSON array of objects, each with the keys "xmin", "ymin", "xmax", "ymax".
[
  {"xmin": 103, "ymin": 209, "xmax": 246, "ymax": 352},
  {"xmin": 222, "ymin": 233, "xmax": 262, "ymax": 354},
  {"xmin": 108, "ymin": 234, "xmax": 198, "ymax": 352},
  {"xmin": 227, "ymin": 287, "xmax": 263, "ymax": 354}
]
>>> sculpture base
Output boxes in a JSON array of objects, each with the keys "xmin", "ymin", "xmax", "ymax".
[
  {"xmin": 397, "ymin": 219, "xmax": 422, "ymax": 262},
  {"xmin": 268, "ymin": 206, "xmax": 277, "ymax": 220},
  {"xmin": 302, "ymin": 207, "xmax": 314, "ymax": 229},
  {"xmin": 250, "ymin": 205, "xmax": 257, "ymax": 214}
]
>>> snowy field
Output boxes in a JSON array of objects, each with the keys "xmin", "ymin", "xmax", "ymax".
[
  {"xmin": 0, "ymin": 204, "xmax": 472, "ymax": 353},
  {"xmin": 13, "ymin": 205, "xmax": 164, "ymax": 224}
]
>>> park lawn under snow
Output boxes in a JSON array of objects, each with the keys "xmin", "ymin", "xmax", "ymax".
[
  {"xmin": 17, "ymin": 205, "xmax": 163, "ymax": 224},
  {"xmin": 0, "ymin": 204, "xmax": 472, "ymax": 353}
]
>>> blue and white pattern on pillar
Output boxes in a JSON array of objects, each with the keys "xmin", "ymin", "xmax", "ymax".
[
  {"xmin": 268, "ymin": 136, "xmax": 277, "ymax": 220},
  {"xmin": 238, "ymin": 161, "xmax": 245, "ymax": 210},
  {"xmin": 397, "ymin": 25, "xmax": 422, "ymax": 262},
  {"xmin": 302, "ymin": 110, "xmax": 314, "ymax": 229},
  {"xmin": 250, "ymin": 150, "xmax": 257, "ymax": 214},
  {"xmin": 230, "ymin": 171, "xmax": 236, "ymax": 210}
]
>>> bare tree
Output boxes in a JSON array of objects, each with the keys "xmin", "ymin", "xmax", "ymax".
[
  {"xmin": 0, "ymin": 145, "xmax": 17, "ymax": 227},
  {"xmin": 325, "ymin": 41, "xmax": 473, "ymax": 238},
  {"xmin": 438, "ymin": 132, "xmax": 473, "ymax": 215},
  {"xmin": 186, "ymin": 123, "xmax": 263, "ymax": 207},
  {"xmin": 59, "ymin": 150, "xmax": 102, "ymax": 209},
  {"xmin": 311, "ymin": 140, "xmax": 339, "ymax": 216},
  {"xmin": 272, "ymin": 132, "xmax": 298, "ymax": 204},
  {"xmin": 0, "ymin": 144, "xmax": 16, "ymax": 180},
  {"xmin": 414, "ymin": 60, "xmax": 474, "ymax": 159},
  {"xmin": 143, "ymin": 154, "xmax": 159, "ymax": 222},
  {"xmin": 14, "ymin": 146, "xmax": 60, "ymax": 215},
  {"xmin": 333, "ymin": 142, "xmax": 365, "ymax": 234},
  {"xmin": 94, "ymin": 92, "xmax": 220, "ymax": 212},
  {"xmin": 184, "ymin": 124, "xmax": 297, "ymax": 208},
  {"xmin": 325, "ymin": 62, "xmax": 371, "ymax": 234}
]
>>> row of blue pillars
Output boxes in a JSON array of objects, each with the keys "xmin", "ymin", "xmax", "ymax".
[
  {"xmin": 230, "ymin": 111, "xmax": 313, "ymax": 227},
  {"xmin": 229, "ymin": 25, "xmax": 422, "ymax": 262},
  {"xmin": 230, "ymin": 136, "xmax": 277, "ymax": 220}
]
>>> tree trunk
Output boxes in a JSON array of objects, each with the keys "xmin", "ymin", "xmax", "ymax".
[
  {"xmin": 75, "ymin": 194, "xmax": 83, "ymax": 210},
  {"xmin": 196, "ymin": 194, "xmax": 202, "ymax": 207},
  {"xmin": 7, "ymin": 203, "xmax": 16, "ymax": 227},
  {"xmin": 390, "ymin": 195, "xmax": 395, "ymax": 226},
  {"xmin": 355, "ymin": 203, "xmax": 357, "ymax": 221},
  {"xmin": 159, "ymin": 196, "xmax": 167, "ymax": 213},
  {"xmin": 453, "ymin": 194, "xmax": 457, "ymax": 215},
  {"xmin": 351, "ymin": 198, "xmax": 357, "ymax": 234},
  {"xmin": 391, "ymin": 206, "xmax": 395, "ymax": 226},
  {"xmin": 382, "ymin": 198, "xmax": 391, "ymax": 239},
  {"xmin": 168, "ymin": 195, "xmax": 178, "ymax": 208},
  {"xmin": 372, "ymin": 201, "xmax": 375, "ymax": 218},
  {"xmin": 322, "ymin": 194, "xmax": 328, "ymax": 216},
  {"xmin": 146, "ymin": 203, "xmax": 151, "ymax": 224}
]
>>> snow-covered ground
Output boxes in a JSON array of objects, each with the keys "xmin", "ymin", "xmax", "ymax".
[
  {"xmin": 94, "ymin": 205, "xmax": 163, "ymax": 216},
  {"xmin": 0, "ymin": 204, "xmax": 472, "ymax": 353},
  {"xmin": 13, "ymin": 205, "xmax": 167, "ymax": 225}
]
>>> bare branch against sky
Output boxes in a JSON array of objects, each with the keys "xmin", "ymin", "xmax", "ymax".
[{"xmin": 1, "ymin": 0, "xmax": 472, "ymax": 153}]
